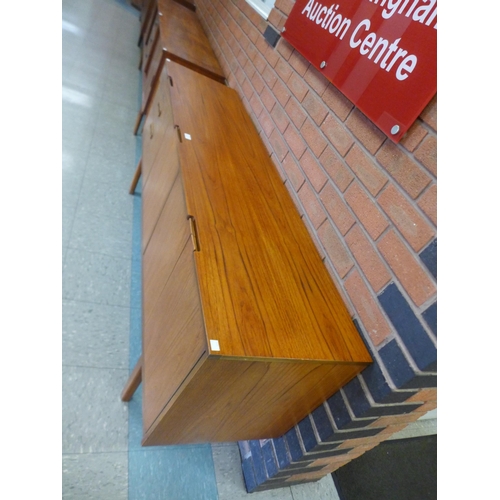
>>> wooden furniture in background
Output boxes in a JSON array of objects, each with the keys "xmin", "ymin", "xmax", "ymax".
[
  {"xmin": 123, "ymin": 60, "xmax": 372, "ymax": 445},
  {"xmin": 133, "ymin": 0, "xmax": 225, "ymax": 136}
]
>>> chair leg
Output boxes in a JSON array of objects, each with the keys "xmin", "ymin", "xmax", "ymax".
[
  {"xmin": 129, "ymin": 158, "xmax": 142, "ymax": 195},
  {"xmin": 121, "ymin": 355, "xmax": 142, "ymax": 402}
]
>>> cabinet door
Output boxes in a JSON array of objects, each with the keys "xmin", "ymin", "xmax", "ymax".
[
  {"xmin": 141, "ymin": 63, "xmax": 170, "ymax": 193},
  {"xmin": 143, "ymin": 171, "xmax": 190, "ymax": 323},
  {"xmin": 142, "ymin": 234, "xmax": 206, "ymax": 435}
]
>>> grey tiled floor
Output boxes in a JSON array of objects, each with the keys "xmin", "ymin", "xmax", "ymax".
[{"xmin": 62, "ymin": 0, "xmax": 434, "ymax": 498}]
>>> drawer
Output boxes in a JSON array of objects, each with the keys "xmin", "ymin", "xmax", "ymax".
[
  {"xmin": 141, "ymin": 32, "xmax": 163, "ymax": 111},
  {"xmin": 141, "ymin": 11, "xmax": 159, "ymax": 72}
]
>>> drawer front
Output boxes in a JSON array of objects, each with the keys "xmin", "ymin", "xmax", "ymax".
[
  {"xmin": 141, "ymin": 12, "xmax": 159, "ymax": 73},
  {"xmin": 141, "ymin": 64, "xmax": 171, "ymax": 190},
  {"xmin": 142, "ymin": 194, "xmax": 205, "ymax": 435},
  {"xmin": 141, "ymin": 31, "xmax": 163, "ymax": 111},
  {"xmin": 143, "ymin": 171, "xmax": 190, "ymax": 322}
]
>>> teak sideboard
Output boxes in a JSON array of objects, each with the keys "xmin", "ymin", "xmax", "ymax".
[{"xmin": 122, "ymin": 57, "xmax": 372, "ymax": 445}]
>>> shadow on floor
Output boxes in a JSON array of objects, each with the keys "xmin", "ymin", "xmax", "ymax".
[{"xmin": 332, "ymin": 435, "xmax": 436, "ymax": 500}]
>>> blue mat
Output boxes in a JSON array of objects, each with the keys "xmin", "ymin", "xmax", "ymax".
[{"xmin": 127, "ymin": 105, "xmax": 218, "ymax": 500}]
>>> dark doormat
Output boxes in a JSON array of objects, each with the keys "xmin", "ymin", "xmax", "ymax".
[{"xmin": 332, "ymin": 435, "xmax": 436, "ymax": 500}]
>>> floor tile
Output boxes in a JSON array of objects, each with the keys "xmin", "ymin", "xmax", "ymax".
[
  {"xmin": 85, "ymin": 150, "xmax": 137, "ymax": 191},
  {"xmin": 62, "ymin": 299, "xmax": 129, "ymax": 369},
  {"xmin": 69, "ymin": 210, "xmax": 132, "ymax": 259},
  {"xmin": 62, "ymin": 249, "xmax": 131, "ymax": 307},
  {"xmin": 62, "ymin": 149, "xmax": 88, "ymax": 210},
  {"xmin": 62, "ymin": 452, "xmax": 128, "ymax": 500},
  {"xmin": 75, "ymin": 175, "xmax": 134, "ymax": 222},
  {"xmin": 62, "ymin": 365, "xmax": 129, "ymax": 454}
]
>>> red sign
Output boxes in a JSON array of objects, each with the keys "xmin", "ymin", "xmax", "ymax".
[{"xmin": 282, "ymin": 0, "xmax": 437, "ymax": 142}]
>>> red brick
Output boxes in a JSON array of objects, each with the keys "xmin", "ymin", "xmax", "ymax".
[
  {"xmin": 319, "ymin": 182, "xmax": 355, "ymax": 235},
  {"xmin": 417, "ymin": 183, "xmax": 437, "ymax": 227},
  {"xmin": 376, "ymin": 141, "xmax": 432, "ymax": 199},
  {"xmin": 268, "ymin": 8, "xmax": 286, "ymax": 31},
  {"xmin": 251, "ymin": 71, "xmax": 265, "ymax": 94},
  {"xmin": 249, "ymin": 92, "xmax": 263, "ymax": 118},
  {"xmin": 275, "ymin": 57, "xmax": 293, "ymax": 82},
  {"xmin": 285, "ymin": 97, "xmax": 307, "ymax": 129},
  {"xmin": 253, "ymin": 52, "xmax": 266, "ymax": 74},
  {"xmin": 269, "ymin": 128, "xmax": 288, "ymax": 162},
  {"xmin": 276, "ymin": 0, "xmax": 294, "ymax": 15},
  {"xmin": 400, "ymin": 120, "xmax": 427, "ymax": 152},
  {"xmin": 261, "ymin": 40, "xmax": 280, "ymax": 67},
  {"xmin": 260, "ymin": 85, "xmax": 276, "ymax": 112},
  {"xmin": 301, "ymin": 149, "xmax": 328, "ymax": 192},
  {"xmin": 318, "ymin": 221, "xmax": 354, "ymax": 278},
  {"xmin": 319, "ymin": 146, "xmax": 354, "ymax": 192},
  {"xmin": 369, "ymin": 412, "xmax": 425, "ymax": 428},
  {"xmin": 378, "ymin": 183, "xmax": 435, "ymax": 252},
  {"xmin": 285, "ymin": 181, "xmax": 305, "ymax": 215},
  {"xmin": 406, "ymin": 388, "xmax": 437, "ymax": 403},
  {"xmin": 273, "ymin": 78, "xmax": 291, "ymax": 107},
  {"xmin": 276, "ymin": 38, "xmax": 294, "ymax": 60},
  {"xmin": 416, "ymin": 400, "xmax": 437, "ymax": 412},
  {"xmin": 301, "ymin": 118, "xmax": 328, "ymax": 158},
  {"xmin": 289, "ymin": 50, "xmax": 310, "ymax": 76},
  {"xmin": 284, "ymin": 124, "xmax": 307, "ymax": 159},
  {"xmin": 282, "ymin": 152, "xmax": 305, "ymax": 191},
  {"xmin": 241, "ymin": 78, "xmax": 253, "ymax": 100},
  {"xmin": 322, "ymin": 83, "xmax": 354, "ymax": 121},
  {"xmin": 302, "ymin": 216, "xmax": 327, "ymax": 259},
  {"xmin": 235, "ymin": 66, "xmax": 245, "ymax": 85},
  {"xmin": 270, "ymin": 152, "xmax": 287, "ymax": 182},
  {"xmin": 345, "ymin": 108, "xmax": 386, "ymax": 155},
  {"xmin": 302, "ymin": 91, "xmax": 329, "ymax": 126},
  {"xmin": 414, "ymin": 135, "xmax": 437, "ymax": 177},
  {"xmin": 287, "ymin": 71, "xmax": 309, "ymax": 102},
  {"xmin": 304, "ymin": 64, "xmax": 330, "ymax": 96},
  {"xmin": 321, "ymin": 113, "xmax": 354, "ymax": 157},
  {"xmin": 345, "ymin": 144, "xmax": 388, "ymax": 196},
  {"xmin": 420, "ymin": 94, "xmax": 437, "ymax": 132},
  {"xmin": 243, "ymin": 60, "xmax": 256, "ymax": 81},
  {"xmin": 262, "ymin": 65, "xmax": 278, "ymax": 88},
  {"xmin": 285, "ymin": 471, "xmax": 328, "ymax": 482},
  {"xmin": 378, "ymin": 230, "xmax": 437, "ymax": 307},
  {"xmin": 344, "ymin": 269, "xmax": 392, "ymax": 346},
  {"xmin": 298, "ymin": 182, "xmax": 328, "ymax": 229},
  {"xmin": 259, "ymin": 109, "xmax": 275, "ymax": 138},
  {"xmin": 270, "ymin": 103, "xmax": 290, "ymax": 134},
  {"xmin": 337, "ymin": 434, "xmax": 386, "ymax": 449},
  {"xmin": 324, "ymin": 259, "xmax": 354, "ymax": 314},
  {"xmin": 345, "ymin": 225, "xmax": 391, "ymax": 293},
  {"xmin": 345, "ymin": 182, "xmax": 389, "ymax": 240}
]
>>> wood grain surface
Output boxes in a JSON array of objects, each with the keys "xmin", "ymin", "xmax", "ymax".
[
  {"xmin": 142, "ymin": 357, "xmax": 368, "ymax": 444},
  {"xmin": 157, "ymin": 0, "xmax": 224, "ymax": 83},
  {"xmin": 167, "ymin": 61, "xmax": 371, "ymax": 365}
]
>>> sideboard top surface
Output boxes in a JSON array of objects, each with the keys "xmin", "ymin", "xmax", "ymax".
[
  {"xmin": 157, "ymin": 0, "xmax": 224, "ymax": 81},
  {"xmin": 166, "ymin": 61, "xmax": 372, "ymax": 366}
]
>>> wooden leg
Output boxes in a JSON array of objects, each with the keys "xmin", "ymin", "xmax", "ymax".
[
  {"xmin": 133, "ymin": 109, "xmax": 143, "ymax": 136},
  {"xmin": 121, "ymin": 355, "xmax": 142, "ymax": 402},
  {"xmin": 129, "ymin": 158, "xmax": 142, "ymax": 195}
]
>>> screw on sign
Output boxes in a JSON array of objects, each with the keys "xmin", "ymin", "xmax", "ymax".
[{"xmin": 282, "ymin": 0, "xmax": 437, "ymax": 142}]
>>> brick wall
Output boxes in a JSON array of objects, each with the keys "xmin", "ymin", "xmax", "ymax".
[{"xmin": 195, "ymin": 0, "xmax": 437, "ymax": 491}]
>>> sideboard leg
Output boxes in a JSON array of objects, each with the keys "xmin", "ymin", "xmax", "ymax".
[
  {"xmin": 133, "ymin": 110, "xmax": 144, "ymax": 136},
  {"xmin": 121, "ymin": 355, "xmax": 143, "ymax": 402},
  {"xmin": 129, "ymin": 158, "xmax": 142, "ymax": 194}
]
